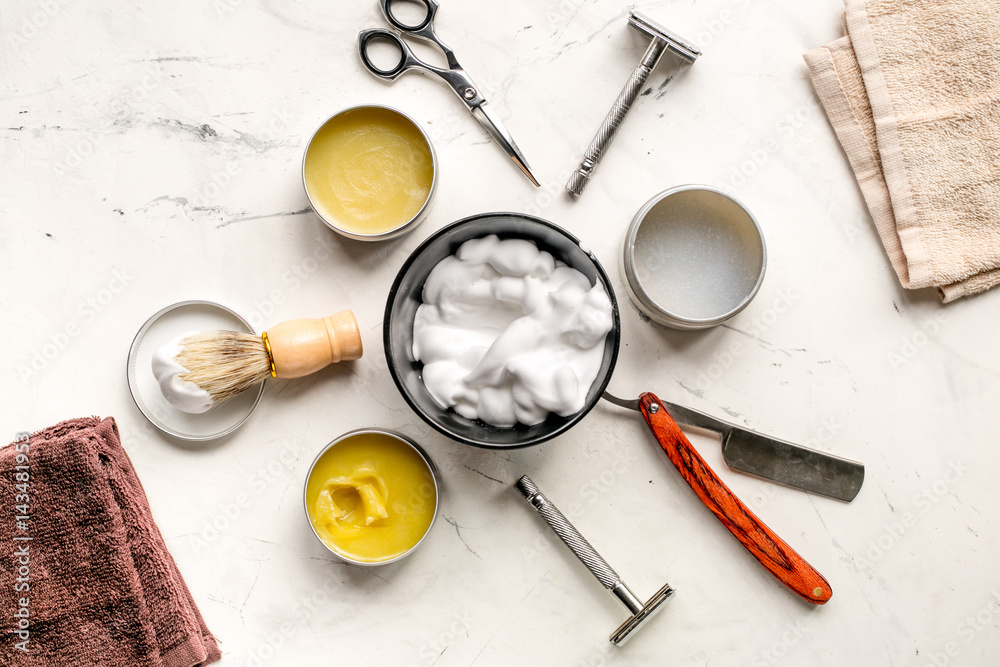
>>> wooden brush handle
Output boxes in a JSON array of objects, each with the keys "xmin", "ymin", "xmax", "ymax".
[
  {"xmin": 639, "ymin": 392, "xmax": 832, "ymax": 605},
  {"xmin": 266, "ymin": 310, "xmax": 363, "ymax": 379}
]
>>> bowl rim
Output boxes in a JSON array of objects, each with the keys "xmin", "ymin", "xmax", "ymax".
[
  {"xmin": 623, "ymin": 184, "xmax": 767, "ymax": 330},
  {"xmin": 383, "ymin": 211, "xmax": 621, "ymax": 449},
  {"xmin": 301, "ymin": 103, "xmax": 438, "ymax": 242},
  {"xmin": 303, "ymin": 428, "xmax": 440, "ymax": 566}
]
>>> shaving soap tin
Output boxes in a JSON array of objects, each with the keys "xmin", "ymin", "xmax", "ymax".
[
  {"xmin": 126, "ymin": 300, "xmax": 265, "ymax": 441},
  {"xmin": 302, "ymin": 104, "xmax": 438, "ymax": 241},
  {"xmin": 622, "ymin": 185, "xmax": 766, "ymax": 330},
  {"xmin": 303, "ymin": 428, "xmax": 440, "ymax": 566}
]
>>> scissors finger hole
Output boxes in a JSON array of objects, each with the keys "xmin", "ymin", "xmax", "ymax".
[
  {"xmin": 385, "ymin": 0, "xmax": 432, "ymax": 31},
  {"xmin": 360, "ymin": 33, "xmax": 406, "ymax": 77}
]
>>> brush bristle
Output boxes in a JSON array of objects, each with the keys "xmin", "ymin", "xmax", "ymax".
[{"xmin": 174, "ymin": 331, "xmax": 271, "ymax": 404}]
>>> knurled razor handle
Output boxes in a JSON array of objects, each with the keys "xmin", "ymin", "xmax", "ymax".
[
  {"xmin": 566, "ymin": 40, "xmax": 666, "ymax": 196},
  {"xmin": 515, "ymin": 475, "xmax": 621, "ymax": 591}
]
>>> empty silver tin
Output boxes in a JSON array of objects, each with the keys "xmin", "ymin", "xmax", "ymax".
[
  {"xmin": 126, "ymin": 300, "xmax": 265, "ymax": 441},
  {"xmin": 622, "ymin": 185, "xmax": 766, "ymax": 330}
]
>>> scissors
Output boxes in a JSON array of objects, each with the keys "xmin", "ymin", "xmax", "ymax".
[{"xmin": 359, "ymin": 0, "xmax": 540, "ymax": 187}]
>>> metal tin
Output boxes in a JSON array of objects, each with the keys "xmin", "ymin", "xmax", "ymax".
[
  {"xmin": 622, "ymin": 185, "xmax": 766, "ymax": 330},
  {"xmin": 303, "ymin": 428, "xmax": 440, "ymax": 566},
  {"xmin": 302, "ymin": 104, "xmax": 438, "ymax": 242},
  {"xmin": 126, "ymin": 300, "xmax": 265, "ymax": 441}
]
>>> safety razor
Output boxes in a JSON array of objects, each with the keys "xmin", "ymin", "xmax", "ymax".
[
  {"xmin": 566, "ymin": 12, "xmax": 700, "ymax": 196},
  {"xmin": 515, "ymin": 475, "xmax": 674, "ymax": 646}
]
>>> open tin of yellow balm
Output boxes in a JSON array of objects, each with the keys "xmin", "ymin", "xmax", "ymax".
[
  {"xmin": 303, "ymin": 105, "xmax": 437, "ymax": 241},
  {"xmin": 304, "ymin": 429, "xmax": 439, "ymax": 565}
]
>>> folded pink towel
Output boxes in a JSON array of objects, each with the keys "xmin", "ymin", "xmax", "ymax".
[
  {"xmin": 0, "ymin": 417, "xmax": 221, "ymax": 667},
  {"xmin": 805, "ymin": 0, "xmax": 1000, "ymax": 302}
]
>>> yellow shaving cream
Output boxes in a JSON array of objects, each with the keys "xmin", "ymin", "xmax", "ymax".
[
  {"xmin": 304, "ymin": 107, "xmax": 434, "ymax": 236},
  {"xmin": 306, "ymin": 432, "xmax": 436, "ymax": 563}
]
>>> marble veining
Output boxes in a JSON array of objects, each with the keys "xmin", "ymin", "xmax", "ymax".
[{"xmin": 3, "ymin": 0, "xmax": 1000, "ymax": 665}]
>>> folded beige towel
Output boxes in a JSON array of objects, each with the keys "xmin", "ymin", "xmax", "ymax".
[{"xmin": 805, "ymin": 0, "xmax": 1000, "ymax": 302}]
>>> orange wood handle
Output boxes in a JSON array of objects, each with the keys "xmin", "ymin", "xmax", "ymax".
[
  {"xmin": 639, "ymin": 391, "xmax": 832, "ymax": 605},
  {"xmin": 267, "ymin": 310, "xmax": 363, "ymax": 379}
]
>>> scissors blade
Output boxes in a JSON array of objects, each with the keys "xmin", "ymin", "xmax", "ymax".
[{"xmin": 470, "ymin": 102, "xmax": 540, "ymax": 187}]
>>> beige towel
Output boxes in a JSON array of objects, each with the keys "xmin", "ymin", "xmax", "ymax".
[{"xmin": 804, "ymin": 0, "xmax": 1000, "ymax": 302}]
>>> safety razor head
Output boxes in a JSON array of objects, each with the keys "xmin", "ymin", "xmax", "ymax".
[
  {"xmin": 628, "ymin": 11, "xmax": 701, "ymax": 63},
  {"xmin": 610, "ymin": 582, "xmax": 675, "ymax": 646},
  {"xmin": 516, "ymin": 475, "xmax": 676, "ymax": 648}
]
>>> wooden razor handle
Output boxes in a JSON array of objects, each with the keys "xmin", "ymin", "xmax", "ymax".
[
  {"xmin": 639, "ymin": 392, "xmax": 832, "ymax": 605},
  {"xmin": 266, "ymin": 310, "xmax": 363, "ymax": 379}
]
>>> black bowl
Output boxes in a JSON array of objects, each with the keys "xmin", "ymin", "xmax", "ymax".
[{"xmin": 383, "ymin": 212, "xmax": 621, "ymax": 449}]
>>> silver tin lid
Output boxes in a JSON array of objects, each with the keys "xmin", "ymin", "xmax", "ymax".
[{"xmin": 126, "ymin": 300, "xmax": 265, "ymax": 441}]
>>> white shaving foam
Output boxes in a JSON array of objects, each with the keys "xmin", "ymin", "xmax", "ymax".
[
  {"xmin": 412, "ymin": 235, "xmax": 613, "ymax": 427},
  {"xmin": 152, "ymin": 333, "xmax": 214, "ymax": 414}
]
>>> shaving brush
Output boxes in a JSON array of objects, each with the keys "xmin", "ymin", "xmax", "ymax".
[{"xmin": 153, "ymin": 310, "xmax": 363, "ymax": 413}]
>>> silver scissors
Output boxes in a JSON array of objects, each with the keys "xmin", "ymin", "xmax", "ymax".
[{"xmin": 359, "ymin": 0, "xmax": 540, "ymax": 187}]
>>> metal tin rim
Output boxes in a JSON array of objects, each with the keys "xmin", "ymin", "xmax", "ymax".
[
  {"xmin": 301, "ymin": 104, "xmax": 438, "ymax": 242},
  {"xmin": 126, "ymin": 299, "xmax": 265, "ymax": 441},
  {"xmin": 303, "ymin": 428, "xmax": 440, "ymax": 566},
  {"xmin": 623, "ymin": 184, "xmax": 767, "ymax": 330}
]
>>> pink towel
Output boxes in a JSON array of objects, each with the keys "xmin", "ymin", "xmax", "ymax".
[{"xmin": 0, "ymin": 417, "xmax": 221, "ymax": 667}]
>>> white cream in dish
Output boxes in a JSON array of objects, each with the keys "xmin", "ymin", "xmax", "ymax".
[
  {"xmin": 151, "ymin": 333, "xmax": 214, "ymax": 414},
  {"xmin": 412, "ymin": 235, "xmax": 614, "ymax": 427}
]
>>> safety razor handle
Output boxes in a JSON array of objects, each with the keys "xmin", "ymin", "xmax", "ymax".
[
  {"xmin": 638, "ymin": 392, "xmax": 833, "ymax": 605},
  {"xmin": 515, "ymin": 476, "xmax": 622, "ymax": 592},
  {"xmin": 566, "ymin": 40, "xmax": 665, "ymax": 196}
]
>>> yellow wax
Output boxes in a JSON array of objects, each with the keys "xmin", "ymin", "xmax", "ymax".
[
  {"xmin": 304, "ymin": 107, "xmax": 434, "ymax": 236},
  {"xmin": 306, "ymin": 432, "xmax": 436, "ymax": 563}
]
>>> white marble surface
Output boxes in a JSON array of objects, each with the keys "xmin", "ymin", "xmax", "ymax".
[{"xmin": 3, "ymin": 0, "xmax": 1000, "ymax": 665}]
